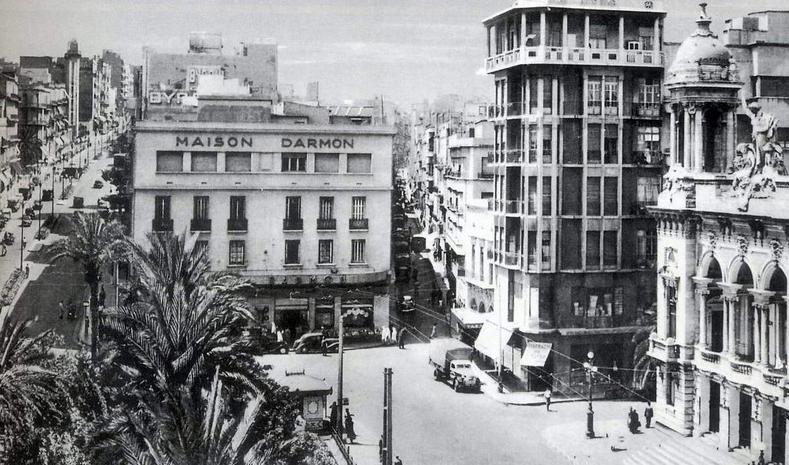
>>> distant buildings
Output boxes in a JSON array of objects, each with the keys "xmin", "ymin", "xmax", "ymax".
[{"xmin": 0, "ymin": 64, "xmax": 20, "ymax": 202}]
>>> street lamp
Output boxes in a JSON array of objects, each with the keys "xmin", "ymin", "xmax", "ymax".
[{"xmin": 584, "ymin": 351, "xmax": 596, "ymax": 439}]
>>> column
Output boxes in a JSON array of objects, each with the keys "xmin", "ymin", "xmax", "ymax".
[
  {"xmin": 521, "ymin": 12, "xmax": 527, "ymax": 48},
  {"xmin": 552, "ymin": 76, "xmax": 558, "ymax": 116},
  {"xmin": 770, "ymin": 304, "xmax": 777, "ymax": 365},
  {"xmin": 562, "ymin": 13, "xmax": 568, "ymax": 51},
  {"xmin": 726, "ymin": 110, "xmax": 735, "ymax": 172},
  {"xmin": 584, "ymin": 14, "xmax": 590, "ymax": 49},
  {"xmin": 722, "ymin": 297, "xmax": 729, "ymax": 353},
  {"xmin": 491, "ymin": 24, "xmax": 497, "ymax": 55},
  {"xmin": 753, "ymin": 303, "xmax": 761, "ymax": 364},
  {"xmin": 694, "ymin": 107, "xmax": 704, "ymax": 173},
  {"xmin": 684, "ymin": 107, "xmax": 693, "ymax": 170},
  {"xmin": 653, "ymin": 17, "xmax": 660, "ymax": 51},
  {"xmin": 540, "ymin": 11, "xmax": 547, "ymax": 49},
  {"xmin": 487, "ymin": 26, "xmax": 492, "ymax": 57},
  {"xmin": 669, "ymin": 106, "xmax": 677, "ymax": 166},
  {"xmin": 538, "ymin": 77, "xmax": 544, "ymax": 116},
  {"xmin": 785, "ymin": 296, "xmax": 789, "ymax": 367},
  {"xmin": 727, "ymin": 296, "xmax": 737, "ymax": 357},
  {"xmin": 761, "ymin": 305, "xmax": 769, "ymax": 366},
  {"xmin": 697, "ymin": 289, "xmax": 709, "ymax": 350},
  {"xmin": 618, "ymin": 16, "xmax": 625, "ymax": 51},
  {"xmin": 618, "ymin": 75, "xmax": 624, "ymax": 118}
]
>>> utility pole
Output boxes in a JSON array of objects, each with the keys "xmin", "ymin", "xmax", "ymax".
[
  {"xmin": 337, "ymin": 311, "xmax": 344, "ymax": 437},
  {"xmin": 382, "ymin": 368, "xmax": 393, "ymax": 465}
]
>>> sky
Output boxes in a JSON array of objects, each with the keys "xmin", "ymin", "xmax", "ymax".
[{"xmin": 1, "ymin": 0, "xmax": 788, "ymax": 106}]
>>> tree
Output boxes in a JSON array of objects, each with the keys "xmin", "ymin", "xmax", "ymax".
[
  {"xmin": 0, "ymin": 318, "xmax": 62, "ymax": 456},
  {"xmin": 49, "ymin": 212, "xmax": 125, "ymax": 362},
  {"xmin": 631, "ymin": 323, "xmax": 657, "ymax": 399}
]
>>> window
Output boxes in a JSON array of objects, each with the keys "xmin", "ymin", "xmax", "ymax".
[
  {"xmin": 318, "ymin": 239, "xmax": 334, "ymax": 264},
  {"xmin": 639, "ymin": 27, "xmax": 654, "ymax": 50},
  {"xmin": 604, "ymin": 177, "xmax": 618, "ymax": 216},
  {"xmin": 319, "ymin": 197, "xmax": 334, "ymax": 219},
  {"xmin": 635, "ymin": 78, "xmax": 660, "ymax": 114},
  {"xmin": 225, "ymin": 152, "xmax": 251, "ymax": 172},
  {"xmin": 587, "ymin": 176, "xmax": 601, "ymax": 215},
  {"xmin": 589, "ymin": 24, "xmax": 607, "ymax": 48},
  {"xmin": 257, "ymin": 152, "xmax": 273, "ymax": 171},
  {"xmin": 587, "ymin": 77, "xmax": 602, "ymax": 115},
  {"xmin": 588, "ymin": 124, "xmax": 601, "ymax": 164},
  {"xmin": 191, "ymin": 152, "xmax": 218, "ymax": 172},
  {"xmin": 282, "ymin": 153, "xmax": 306, "ymax": 172},
  {"xmin": 315, "ymin": 153, "xmax": 340, "ymax": 173},
  {"xmin": 666, "ymin": 283, "xmax": 677, "ymax": 339},
  {"xmin": 604, "ymin": 77, "xmax": 618, "ymax": 116},
  {"xmin": 542, "ymin": 75, "xmax": 553, "ymax": 115},
  {"xmin": 527, "ymin": 176, "xmax": 537, "ymax": 215},
  {"xmin": 636, "ymin": 125, "xmax": 660, "ymax": 162},
  {"xmin": 586, "ymin": 231, "xmax": 600, "ymax": 270},
  {"xmin": 604, "ymin": 124, "xmax": 618, "ymax": 164},
  {"xmin": 543, "ymin": 126, "xmax": 552, "ymax": 164},
  {"xmin": 156, "ymin": 151, "xmax": 183, "ymax": 172},
  {"xmin": 541, "ymin": 177, "xmax": 551, "ymax": 215},
  {"xmin": 636, "ymin": 229, "xmax": 658, "ymax": 264},
  {"xmin": 230, "ymin": 196, "xmax": 245, "ymax": 220},
  {"xmin": 637, "ymin": 176, "xmax": 660, "ymax": 206},
  {"xmin": 154, "ymin": 196, "xmax": 171, "ymax": 219},
  {"xmin": 666, "ymin": 368, "xmax": 676, "ymax": 406},
  {"xmin": 529, "ymin": 78, "xmax": 539, "ymax": 113},
  {"xmin": 351, "ymin": 196, "xmax": 366, "ymax": 219},
  {"xmin": 193, "ymin": 196, "xmax": 209, "ymax": 219},
  {"xmin": 285, "ymin": 240, "xmax": 300, "ymax": 264},
  {"xmin": 347, "ymin": 153, "xmax": 372, "ymax": 173},
  {"xmin": 285, "ymin": 196, "xmax": 301, "ymax": 219},
  {"xmin": 351, "ymin": 239, "xmax": 366, "ymax": 264},
  {"xmin": 527, "ymin": 231, "xmax": 537, "ymax": 270},
  {"xmin": 228, "ymin": 240, "xmax": 245, "ymax": 266},
  {"xmin": 541, "ymin": 231, "xmax": 551, "ymax": 270},
  {"xmin": 528, "ymin": 125, "xmax": 538, "ymax": 163},
  {"xmin": 603, "ymin": 231, "xmax": 617, "ymax": 267}
]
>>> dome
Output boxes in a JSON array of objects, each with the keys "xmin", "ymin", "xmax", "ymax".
[{"xmin": 666, "ymin": 3, "xmax": 734, "ymax": 85}]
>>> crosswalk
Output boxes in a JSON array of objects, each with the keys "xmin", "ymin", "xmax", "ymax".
[{"xmin": 623, "ymin": 426, "xmax": 753, "ymax": 465}]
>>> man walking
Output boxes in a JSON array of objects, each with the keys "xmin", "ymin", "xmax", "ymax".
[
  {"xmin": 544, "ymin": 388, "xmax": 552, "ymax": 411},
  {"xmin": 24, "ymin": 264, "xmax": 29, "ymax": 278},
  {"xmin": 644, "ymin": 401, "xmax": 654, "ymax": 428},
  {"xmin": 397, "ymin": 327, "xmax": 406, "ymax": 349},
  {"xmin": 429, "ymin": 323, "xmax": 437, "ymax": 339}
]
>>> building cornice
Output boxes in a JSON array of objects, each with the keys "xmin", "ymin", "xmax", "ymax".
[{"xmin": 135, "ymin": 121, "xmax": 397, "ymax": 136}]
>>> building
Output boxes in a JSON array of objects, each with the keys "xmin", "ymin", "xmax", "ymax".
[
  {"xmin": 0, "ymin": 64, "xmax": 20, "ymax": 197},
  {"xmin": 141, "ymin": 32, "xmax": 278, "ymax": 120},
  {"xmin": 65, "ymin": 40, "xmax": 81, "ymax": 138},
  {"xmin": 648, "ymin": 6, "xmax": 789, "ymax": 464},
  {"xmin": 480, "ymin": 0, "xmax": 666, "ymax": 391}
]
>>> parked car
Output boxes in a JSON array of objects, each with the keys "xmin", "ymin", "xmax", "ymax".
[
  {"xmin": 292, "ymin": 332, "xmax": 339, "ymax": 354},
  {"xmin": 429, "ymin": 338, "xmax": 481, "ymax": 392},
  {"xmin": 93, "ymin": 180, "xmax": 104, "ymax": 189}
]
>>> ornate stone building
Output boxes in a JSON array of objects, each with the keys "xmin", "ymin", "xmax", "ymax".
[{"xmin": 649, "ymin": 5, "xmax": 789, "ymax": 463}]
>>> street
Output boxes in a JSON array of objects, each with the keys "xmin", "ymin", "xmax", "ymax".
[{"xmin": 260, "ymin": 343, "xmax": 653, "ymax": 465}]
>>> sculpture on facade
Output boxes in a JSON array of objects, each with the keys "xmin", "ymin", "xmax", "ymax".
[{"xmin": 730, "ymin": 97, "xmax": 785, "ymax": 211}]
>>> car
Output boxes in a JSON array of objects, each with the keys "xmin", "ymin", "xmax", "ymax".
[
  {"xmin": 93, "ymin": 180, "xmax": 104, "ymax": 189},
  {"xmin": 292, "ymin": 332, "xmax": 340, "ymax": 354},
  {"xmin": 20, "ymin": 215, "xmax": 33, "ymax": 227},
  {"xmin": 399, "ymin": 295, "xmax": 415, "ymax": 313},
  {"xmin": 262, "ymin": 338, "xmax": 290, "ymax": 355}
]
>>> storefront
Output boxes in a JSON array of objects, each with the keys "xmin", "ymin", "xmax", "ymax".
[{"xmin": 274, "ymin": 298, "xmax": 309, "ymax": 342}]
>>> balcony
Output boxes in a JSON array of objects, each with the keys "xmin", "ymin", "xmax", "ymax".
[
  {"xmin": 190, "ymin": 218, "xmax": 212, "ymax": 232},
  {"xmin": 648, "ymin": 336, "xmax": 679, "ymax": 363},
  {"xmin": 477, "ymin": 171, "xmax": 494, "ymax": 179},
  {"xmin": 317, "ymin": 218, "xmax": 337, "ymax": 230},
  {"xmin": 501, "ymin": 251, "xmax": 521, "ymax": 268},
  {"xmin": 505, "ymin": 102, "xmax": 524, "ymax": 117},
  {"xmin": 485, "ymin": 45, "xmax": 664, "ymax": 73},
  {"xmin": 152, "ymin": 218, "xmax": 173, "ymax": 232},
  {"xmin": 730, "ymin": 360, "xmax": 753, "ymax": 376},
  {"xmin": 283, "ymin": 218, "xmax": 303, "ymax": 231},
  {"xmin": 699, "ymin": 350, "xmax": 720, "ymax": 364},
  {"xmin": 349, "ymin": 218, "xmax": 368, "ymax": 230},
  {"xmin": 504, "ymin": 149, "xmax": 523, "ymax": 164},
  {"xmin": 227, "ymin": 218, "xmax": 248, "ymax": 232},
  {"xmin": 633, "ymin": 104, "xmax": 660, "ymax": 118}
]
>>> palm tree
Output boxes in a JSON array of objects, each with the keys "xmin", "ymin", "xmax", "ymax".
[
  {"xmin": 49, "ymin": 212, "xmax": 125, "ymax": 362},
  {"xmin": 631, "ymin": 323, "xmax": 657, "ymax": 396},
  {"xmin": 0, "ymin": 317, "xmax": 61, "ymax": 444}
]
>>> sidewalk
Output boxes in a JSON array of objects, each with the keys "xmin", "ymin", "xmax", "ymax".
[
  {"xmin": 473, "ymin": 365, "xmax": 586, "ymax": 406},
  {"xmin": 542, "ymin": 416, "xmax": 751, "ymax": 465}
]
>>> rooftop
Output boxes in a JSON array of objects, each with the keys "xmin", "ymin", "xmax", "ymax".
[{"xmin": 483, "ymin": 0, "xmax": 666, "ymax": 24}]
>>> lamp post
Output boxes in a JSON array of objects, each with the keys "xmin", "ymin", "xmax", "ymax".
[
  {"xmin": 19, "ymin": 214, "xmax": 25, "ymax": 271},
  {"xmin": 51, "ymin": 165, "xmax": 56, "ymax": 218},
  {"xmin": 584, "ymin": 351, "xmax": 596, "ymax": 439}
]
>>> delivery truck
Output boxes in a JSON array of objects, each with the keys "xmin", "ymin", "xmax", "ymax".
[{"xmin": 428, "ymin": 338, "xmax": 481, "ymax": 392}]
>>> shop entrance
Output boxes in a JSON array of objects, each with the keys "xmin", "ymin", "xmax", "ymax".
[
  {"xmin": 709, "ymin": 380, "xmax": 720, "ymax": 433},
  {"xmin": 277, "ymin": 309, "xmax": 309, "ymax": 345},
  {"xmin": 772, "ymin": 406, "xmax": 786, "ymax": 463},
  {"xmin": 739, "ymin": 392, "xmax": 752, "ymax": 448}
]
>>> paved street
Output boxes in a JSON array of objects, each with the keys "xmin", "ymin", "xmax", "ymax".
[{"xmin": 260, "ymin": 343, "xmax": 666, "ymax": 465}]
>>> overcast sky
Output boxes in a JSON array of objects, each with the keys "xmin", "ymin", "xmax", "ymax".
[{"xmin": 1, "ymin": 0, "xmax": 787, "ymax": 106}]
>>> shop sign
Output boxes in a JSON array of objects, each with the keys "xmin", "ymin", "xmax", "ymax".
[
  {"xmin": 175, "ymin": 136, "xmax": 253, "ymax": 148},
  {"xmin": 148, "ymin": 89, "xmax": 196, "ymax": 105},
  {"xmin": 281, "ymin": 137, "xmax": 354, "ymax": 150}
]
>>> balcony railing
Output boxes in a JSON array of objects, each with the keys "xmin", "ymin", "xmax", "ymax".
[
  {"xmin": 283, "ymin": 218, "xmax": 304, "ymax": 231},
  {"xmin": 485, "ymin": 46, "xmax": 664, "ymax": 72},
  {"xmin": 349, "ymin": 218, "xmax": 369, "ymax": 230},
  {"xmin": 730, "ymin": 360, "xmax": 752, "ymax": 376},
  {"xmin": 764, "ymin": 372, "xmax": 784, "ymax": 386},
  {"xmin": 477, "ymin": 171, "xmax": 494, "ymax": 179},
  {"xmin": 152, "ymin": 218, "xmax": 173, "ymax": 232},
  {"xmin": 190, "ymin": 218, "xmax": 212, "ymax": 232},
  {"xmin": 700, "ymin": 351, "xmax": 720, "ymax": 364},
  {"xmin": 633, "ymin": 104, "xmax": 660, "ymax": 118},
  {"xmin": 317, "ymin": 218, "xmax": 337, "ymax": 230},
  {"xmin": 227, "ymin": 218, "xmax": 248, "ymax": 232}
]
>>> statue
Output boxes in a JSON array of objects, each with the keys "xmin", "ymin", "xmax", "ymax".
[{"xmin": 731, "ymin": 96, "xmax": 784, "ymax": 211}]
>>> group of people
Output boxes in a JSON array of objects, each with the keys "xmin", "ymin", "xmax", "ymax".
[
  {"xmin": 381, "ymin": 324, "xmax": 407, "ymax": 349},
  {"xmin": 628, "ymin": 402, "xmax": 654, "ymax": 434},
  {"xmin": 328, "ymin": 401, "xmax": 358, "ymax": 443}
]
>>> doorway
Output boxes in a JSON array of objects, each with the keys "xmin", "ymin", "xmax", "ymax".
[
  {"xmin": 277, "ymin": 309, "xmax": 309, "ymax": 344},
  {"xmin": 773, "ymin": 406, "xmax": 786, "ymax": 463},
  {"xmin": 739, "ymin": 392, "xmax": 752, "ymax": 448},
  {"xmin": 709, "ymin": 301, "xmax": 724, "ymax": 352},
  {"xmin": 709, "ymin": 381, "xmax": 720, "ymax": 432}
]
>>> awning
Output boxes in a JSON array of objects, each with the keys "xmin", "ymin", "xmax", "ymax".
[
  {"xmin": 519, "ymin": 342, "xmax": 553, "ymax": 367},
  {"xmin": 451, "ymin": 307, "xmax": 486, "ymax": 329},
  {"xmin": 474, "ymin": 319, "xmax": 514, "ymax": 365}
]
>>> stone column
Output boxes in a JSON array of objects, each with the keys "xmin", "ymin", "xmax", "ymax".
[
  {"xmin": 761, "ymin": 305, "xmax": 769, "ymax": 366},
  {"xmin": 694, "ymin": 108, "xmax": 704, "ymax": 173},
  {"xmin": 697, "ymin": 288, "xmax": 709, "ymax": 350},
  {"xmin": 491, "ymin": 24, "xmax": 497, "ymax": 55},
  {"xmin": 669, "ymin": 106, "xmax": 677, "ymax": 166},
  {"xmin": 752, "ymin": 290, "xmax": 776, "ymax": 366},
  {"xmin": 487, "ymin": 26, "xmax": 492, "ymax": 57},
  {"xmin": 770, "ymin": 304, "xmax": 777, "ymax": 366},
  {"xmin": 540, "ymin": 11, "xmax": 547, "ymax": 48},
  {"xmin": 562, "ymin": 13, "xmax": 568, "ymax": 51},
  {"xmin": 653, "ymin": 17, "xmax": 660, "ymax": 51},
  {"xmin": 724, "ymin": 294, "xmax": 738, "ymax": 358},
  {"xmin": 726, "ymin": 110, "xmax": 735, "ymax": 173},
  {"xmin": 618, "ymin": 16, "xmax": 625, "ymax": 51},
  {"xmin": 722, "ymin": 297, "xmax": 730, "ymax": 354},
  {"xmin": 584, "ymin": 14, "xmax": 590, "ymax": 49},
  {"xmin": 753, "ymin": 303, "xmax": 762, "ymax": 365},
  {"xmin": 684, "ymin": 107, "xmax": 693, "ymax": 170},
  {"xmin": 521, "ymin": 12, "xmax": 527, "ymax": 48}
]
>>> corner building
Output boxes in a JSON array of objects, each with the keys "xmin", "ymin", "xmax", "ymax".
[
  {"xmin": 649, "ymin": 6, "xmax": 789, "ymax": 464},
  {"xmin": 481, "ymin": 0, "xmax": 665, "ymax": 390},
  {"xmin": 133, "ymin": 119, "xmax": 394, "ymax": 341}
]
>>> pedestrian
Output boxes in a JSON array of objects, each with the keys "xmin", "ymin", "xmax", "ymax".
[
  {"xmin": 394, "ymin": 456, "xmax": 403, "ymax": 465},
  {"xmin": 284, "ymin": 328, "xmax": 291, "ymax": 346},
  {"xmin": 397, "ymin": 327, "xmax": 406, "ymax": 349},
  {"xmin": 758, "ymin": 450, "xmax": 766, "ymax": 465},
  {"xmin": 1, "ymin": 243, "xmax": 6, "ymax": 256},
  {"xmin": 276, "ymin": 329, "xmax": 284, "ymax": 343},
  {"xmin": 24, "ymin": 264, "xmax": 29, "ymax": 278},
  {"xmin": 329, "ymin": 401, "xmax": 338, "ymax": 432},
  {"xmin": 544, "ymin": 388, "xmax": 552, "ymax": 411},
  {"xmin": 344, "ymin": 411, "xmax": 356, "ymax": 443},
  {"xmin": 430, "ymin": 323, "xmax": 437, "ymax": 339},
  {"xmin": 644, "ymin": 401, "xmax": 653, "ymax": 428},
  {"xmin": 381, "ymin": 325, "xmax": 390, "ymax": 344},
  {"xmin": 58, "ymin": 300, "xmax": 65, "ymax": 319}
]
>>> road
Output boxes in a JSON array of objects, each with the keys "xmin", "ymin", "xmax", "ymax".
[{"xmin": 261, "ymin": 343, "xmax": 644, "ymax": 465}]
